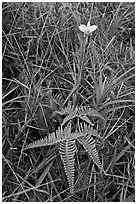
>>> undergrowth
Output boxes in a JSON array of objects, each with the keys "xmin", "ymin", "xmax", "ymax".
[{"xmin": 2, "ymin": 2, "xmax": 135, "ymax": 202}]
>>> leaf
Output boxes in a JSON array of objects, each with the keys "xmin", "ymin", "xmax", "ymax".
[
  {"xmin": 94, "ymin": 67, "xmax": 134, "ymax": 105},
  {"xmin": 121, "ymin": 193, "xmax": 135, "ymax": 202},
  {"xmin": 78, "ymin": 106, "xmax": 105, "ymax": 124},
  {"xmin": 62, "ymin": 113, "xmax": 77, "ymax": 126},
  {"xmin": 53, "ymin": 101, "xmax": 76, "ymax": 116},
  {"xmin": 94, "ymin": 79, "xmax": 101, "ymax": 105},
  {"xmin": 24, "ymin": 126, "xmax": 64, "ymax": 150},
  {"xmin": 35, "ymin": 161, "xmax": 53, "ymax": 187},
  {"xmin": 79, "ymin": 122, "xmax": 99, "ymax": 138},
  {"xmin": 63, "ymin": 84, "xmax": 78, "ymax": 105},
  {"xmin": 99, "ymin": 71, "xmax": 134, "ymax": 104},
  {"xmin": 101, "ymin": 104, "xmax": 134, "ymax": 115},
  {"xmin": 77, "ymin": 134, "xmax": 103, "ymax": 172},
  {"xmin": 54, "ymin": 105, "xmax": 105, "ymax": 128},
  {"xmin": 59, "ymin": 139, "xmax": 76, "ymax": 193},
  {"xmin": 51, "ymin": 93, "xmax": 64, "ymax": 108},
  {"xmin": 69, "ymin": 132, "xmax": 84, "ymax": 140},
  {"xmin": 24, "ymin": 120, "xmax": 102, "ymax": 194},
  {"xmin": 106, "ymin": 144, "xmax": 132, "ymax": 173},
  {"xmin": 113, "ymin": 144, "xmax": 132, "ymax": 164},
  {"xmin": 98, "ymin": 99, "xmax": 135, "ymax": 111},
  {"xmin": 78, "ymin": 115, "xmax": 94, "ymax": 126},
  {"xmin": 24, "ymin": 123, "xmax": 85, "ymax": 151}
]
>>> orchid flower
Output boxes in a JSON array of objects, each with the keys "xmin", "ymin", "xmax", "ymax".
[{"xmin": 79, "ymin": 21, "xmax": 97, "ymax": 35}]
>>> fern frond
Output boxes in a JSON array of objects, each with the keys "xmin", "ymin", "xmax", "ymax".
[
  {"xmin": 51, "ymin": 93, "xmax": 64, "ymax": 108},
  {"xmin": 78, "ymin": 106, "xmax": 105, "ymax": 122},
  {"xmin": 63, "ymin": 121, "xmax": 71, "ymax": 139},
  {"xmin": 79, "ymin": 122, "xmax": 99, "ymax": 138},
  {"xmin": 24, "ymin": 126, "xmax": 64, "ymax": 150},
  {"xmin": 53, "ymin": 101, "xmax": 77, "ymax": 116},
  {"xmin": 54, "ymin": 105, "xmax": 105, "ymax": 128},
  {"xmin": 78, "ymin": 115, "xmax": 94, "ymax": 126},
  {"xmin": 59, "ymin": 139, "xmax": 76, "ymax": 193},
  {"xmin": 24, "ymin": 120, "xmax": 103, "ymax": 193},
  {"xmin": 77, "ymin": 134, "xmax": 103, "ymax": 172},
  {"xmin": 24, "ymin": 123, "xmax": 86, "ymax": 150},
  {"xmin": 61, "ymin": 112, "xmax": 77, "ymax": 126},
  {"xmin": 41, "ymin": 95, "xmax": 51, "ymax": 108}
]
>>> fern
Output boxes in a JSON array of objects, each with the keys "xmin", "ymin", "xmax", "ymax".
[
  {"xmin": 77, "ymin": 135, "xmax": 103, "ymax": 172},
  {"xmin": 24, "ymin": 123, "xmax": 88, "ymax": 150},
  {"xmin": 59, "ymin": 139, "xmax": 76, "ymax": 194},
  {"xmin": 24, "ymin": 122, "xmax": 100, "ymax": 150},
  {"xmin": 78, "ymin": 122, "xmax": 99, "ymax": 138},
  {"xmin": 54, "ymin": 101, "xmax": 77, "ymax": 116},
  {"xmin": 53, "ymin": 103, "xmax": 105, "ymax": 127},
  {"xmin": 51, "ymin": 93, "xmax": 64, "ymax": 108},
  {"xmin": 24, "ymin": 122, "xmax": 103, "ymax": 193},
  {"xmin": 24, "ymin": 126, "xmax": 64, "ymax": 150},
  {"xmin": 78, "ymin": 115, "xmax": 94, "ymax": 126},
  {"xmin": 78, "ymin": 105, "xmax": 105, "ymax": 121},
  {"xmin": 24, "ymin": 104, "xmax": 104, "ymax": 193}
]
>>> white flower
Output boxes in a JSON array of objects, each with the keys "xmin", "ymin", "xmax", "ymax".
[{"xmin": 79, "ymin": 21, "xmax": 97, "ymax": 35}]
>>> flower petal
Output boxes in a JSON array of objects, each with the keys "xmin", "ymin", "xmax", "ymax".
[
  {"xmin": 89, "ymin": 25, "xmax": 98, "ymax": 33},
  {"xmin": 79, "ymin": 24, "xmax": 88, "ymax": 33}
]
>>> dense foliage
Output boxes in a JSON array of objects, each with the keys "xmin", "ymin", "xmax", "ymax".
[{"xmin": 2, "ymin": 2, "xmax": 135, "ymax": 202}]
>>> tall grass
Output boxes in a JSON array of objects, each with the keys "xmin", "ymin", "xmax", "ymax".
[{"xmin": 2, "ymin": 2, "xmax": 135, "ymax": 202}]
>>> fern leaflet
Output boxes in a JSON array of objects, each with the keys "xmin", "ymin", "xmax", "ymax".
[
  {"xmin": 53, "ymin": 101, "xmax": 77, "ymax": 116},
  {"xmin": 78, "ymin": 106, "xmax": 105, "ymax": 122},
  {"xmin": 24, "ymin": 123, "xmax": 85, "ymax": 150},
  {"xmin": 59, "ymin": 139, "xmax": 76, "ymax": 193},
  {"xmin": 53, "ymin": 104, "xmax": 105, "ymax": 127},
  {"xmin": 24, "ymin": 126, "xmax": 63, "ymax": 150},
  {"xmin": 77, "ymin": 134, "xmax": 103, "ymax": 172},
  {"xmin": 51, "ymin": 93, "xmax": 64, "ymax": 108}
]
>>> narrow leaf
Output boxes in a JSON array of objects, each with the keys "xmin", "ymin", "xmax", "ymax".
[
  {"xmin": 122, "ymin": 193, "xmax": 135, "ymax": 202},
  {"xmin": 24, "ymin": 127, "xmax": 64, "ymax": 150},
  {"xmin": 59, "ymin": 140, "xmax": 76, "ymax": 193},
  {"xmin": 78, "ymin": 115, "xmax": 94, "ymax": 126},
  {"xmin": 62, "ymin": 113, "xmax": 77, "ymax": 126},
  {"xmin": 78, "ymin": 135, "xmax": 103, "ymax": 172}
]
